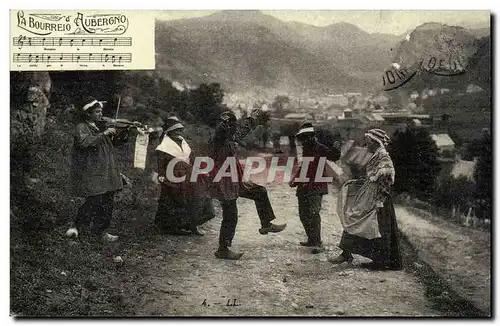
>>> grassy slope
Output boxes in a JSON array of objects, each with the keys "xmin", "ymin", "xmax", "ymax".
[{"xmin": 10, "ymin": 117, "xmax": 211, "ymax": 316}]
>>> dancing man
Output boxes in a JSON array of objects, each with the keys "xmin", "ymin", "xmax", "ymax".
[{"xmin": 210, "ymin": 109, "xmax": 287, "ymax": 260}]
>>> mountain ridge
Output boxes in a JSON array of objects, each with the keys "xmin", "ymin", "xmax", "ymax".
[{"xmin": 155, "ymin": 11, "xmax": 489, "ymax": 94}]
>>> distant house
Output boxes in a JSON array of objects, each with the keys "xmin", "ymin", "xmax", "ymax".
[
  {"xmin": 451, "ymin": 159, "xmax": 476, "ymax": 182},
  {"xmin": 284, "ymin": 113, "xmax": 313, "ymax": 120},
  {"xmin": 338, "ymin": 109, "xmax": 353, "ymax": 120},
  {"xmin": 373, "ymin": 95, "xmax": 389, "ymax": 106},
  {"xmin": 346, "ymin": 92, "xmax": 362, "ymax": 97},
  {"xmin": 326, "ymin": 95, "xmax": 349, "ymax": 108},
  {"xmin": 407, "ymin": 102, "xmax": 417, "ymax": 111},
  {"xmin": 431, "ymin": 134, "xmax": 455, "ymax": 155}
]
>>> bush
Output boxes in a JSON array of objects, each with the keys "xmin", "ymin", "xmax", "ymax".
[
  {"xmin": 388, "ymin": 126, "xmax": 442, "ymax": 200},
  {"xmin": 431, "ymin": 175, "xmax": 476, "ymax": 214}
]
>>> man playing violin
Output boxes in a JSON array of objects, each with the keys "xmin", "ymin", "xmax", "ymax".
[{"xmin": 65, "ymin": 97, "xmax": 138, "ymax": 242}]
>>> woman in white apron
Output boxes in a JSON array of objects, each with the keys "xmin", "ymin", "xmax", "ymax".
[
  {"xmin": 330, "ymin": 129, "xmax": 403, "ymax": 270},
  {"xmin": 154, "ymin": 117, "xmax": 214, "ymax": 235}
]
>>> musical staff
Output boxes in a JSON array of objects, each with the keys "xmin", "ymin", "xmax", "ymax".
[
  {"xmin": 14, "ymin": 36, "xmax": 132, "ymax": 49},
  {"xmin": 13, "ymin": 52, "xmax": 132, "ymax": 64}
]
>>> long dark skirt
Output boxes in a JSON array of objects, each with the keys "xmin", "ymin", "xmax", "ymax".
[
  {"xmin": 339, "ymin": 196, "xmax": 403, "ymax": 269},
  {"xmin": 155, "ymin": 185, "xmax": 215, "ymax": 231}
]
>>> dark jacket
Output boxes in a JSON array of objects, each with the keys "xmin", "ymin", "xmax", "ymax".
[
  {"xmin": 294, "ymin": 137, "xmax": 341, "ymax": 197},
  {"xmin": 70, "ymin": 121, "xmax": 127, "ymax": 197},
  {"xmin": 209, "ymin": 117, "xmax": 256, "ymax": 200}
]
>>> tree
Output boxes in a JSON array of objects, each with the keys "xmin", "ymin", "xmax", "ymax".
[
  {"xmin": 272, "ymin": 95, "xmax": 290, "ymax": 115},
  {"xmin": 432, "ymin": 175, "xmax": 476, "ymax": 213},
  {"xmin": 388, "ymin": 126, "xmax": 442, "ymax": 200},
  {"xmin": 348, "ymin": 96, "xmax": 357, "ymax": 109},
  {"xmin": 474, "ymin": 131, "xmax": 492, "ymax": 218},
  {"xmin": 190, "ymin": 83, "xmax": 226, "ymax": 127}
]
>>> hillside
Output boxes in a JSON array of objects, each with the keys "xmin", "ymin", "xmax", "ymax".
[
  {"xmin": 155, "ymin": 10, "xmax": 402, "ymax": 93},
  {"xmin": 156, "ymin": 22, "xmax": 371, "ymax": 94},
  {"xmin": 154, "ymin": 11, "xmax": 492, "ymax": 96}
]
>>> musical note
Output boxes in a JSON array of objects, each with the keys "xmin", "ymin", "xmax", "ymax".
[
  {"xmin": 13, "ymin": 36, "xmax": 133, "ymax": 47},
  {"xmin": 13, "ymin": 52, "xmax": 132, "ymax": 64}
]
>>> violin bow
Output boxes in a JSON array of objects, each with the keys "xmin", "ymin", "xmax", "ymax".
[{"xmin": 112, "ymin": 95, "xmax": 121, "ymax": 129}]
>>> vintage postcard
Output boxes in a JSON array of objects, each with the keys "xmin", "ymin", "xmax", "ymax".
[{"xmin": 10, "ymin": 9, "xmax": 491, "ymax": 318}]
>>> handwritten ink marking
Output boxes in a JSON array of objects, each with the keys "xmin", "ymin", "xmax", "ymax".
[{"xmin": 202, "ymin": 298, "xmax": 240, "ymax": 307}]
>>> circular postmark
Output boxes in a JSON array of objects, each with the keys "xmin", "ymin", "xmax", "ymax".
[{"xmin": 381, "ymin": 25, "xmax": 480, "ymax": 91}]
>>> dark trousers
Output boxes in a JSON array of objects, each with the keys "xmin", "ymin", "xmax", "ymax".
[
  {"xmin": 218, "ymin": 183, "xmax": 276, "ymax": 248},
  {"xmin": 298, "ymin": 195, "xmax": 323, "ymax": 245},
  {"xmin": 75, "ymin": 191, "xmax": 115, "ymax": 235}
]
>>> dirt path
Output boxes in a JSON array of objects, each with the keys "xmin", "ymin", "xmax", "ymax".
[
  {"xmin": 394, "ymin": 205, "xmax": 491, "ymax": 315},
  {"xmin": 121, "ymin": 184, "xmax": 439, "ymax": 316}
]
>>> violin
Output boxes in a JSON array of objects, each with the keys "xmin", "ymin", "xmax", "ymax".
[{"xmin": 99, "ymin": 116, "xmax": 143, "ymax": 129}]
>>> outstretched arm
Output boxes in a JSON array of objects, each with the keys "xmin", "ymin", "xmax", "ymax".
[
  {"xmin": 313, "ymin": 138, "xmax": 341, "ymax": 162},
  {"xmin": 233, "ymin": 116, "xmax": 257, "ymax": 142}
]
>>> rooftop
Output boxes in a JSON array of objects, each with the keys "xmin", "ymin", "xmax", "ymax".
[
  {"xmin": 431, "ymin": 134, "xmax": 455, "ymax": 147},
  {"xmin": 284, "ymin": 113, "xmax": 313, "ymax": 120}
]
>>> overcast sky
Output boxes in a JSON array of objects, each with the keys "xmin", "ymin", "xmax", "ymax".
[{"xmin": 155, "ymin": 10, "xmax": 490, "ymax": 35}]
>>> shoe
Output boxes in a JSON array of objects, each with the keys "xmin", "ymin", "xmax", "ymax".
[
  {"xmin": 328, "ymin": 253, "xmax": 354, "ymax": 264},
  {"xmin": 299, "ymin": 240, "xmax": 316, "ymax": 247},
  {"xmin": 102, "ymin": 233, "xmax": 119, "ymax": 242},
  {"xmin": 191, "ymin": 226, "xmax": 205, "ymax": 236},
  {"xmin": 259, "ymin": 223, "xmax": 287, "ymax": 235},
  {"xmin": 65, "ymin": 227, "xmax": 79, "ymax": 238},
  {"xmin": 214, "ymin": 248, "xmax": 244, "ymax": 260}
]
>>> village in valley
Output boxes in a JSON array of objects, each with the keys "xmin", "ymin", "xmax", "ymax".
[{"xmin": 221, "ymin": 83, "xmax": 487, "ymax": 184}]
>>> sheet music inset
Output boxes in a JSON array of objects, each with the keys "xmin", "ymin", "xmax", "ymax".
[{"xmin": 10, "ymin": 10, "xmax": 155, "ymax": 71}]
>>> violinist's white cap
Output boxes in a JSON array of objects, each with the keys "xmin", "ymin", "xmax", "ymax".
[{"xmin": 83, "ymin": 99, "xmax": 107, "ymax": 111}]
